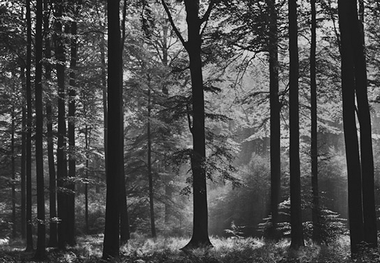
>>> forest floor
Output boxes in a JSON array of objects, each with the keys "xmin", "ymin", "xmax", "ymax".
[{"xmin": 0, "ymin": 235, "xmax": 379, "ymax": 262}]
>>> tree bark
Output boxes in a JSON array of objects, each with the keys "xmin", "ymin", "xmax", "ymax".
[
  {"xmin": 103, "ymin": 0, "xmax": 123, "ymax": 258},
  {"xmin": 20, "ymin": 66, "xmax": 26, "ymax": 240},
  {"xmin": 310, "ymin": 0, "xmax": 321, "ymax": 244},
  {"xmin": 288, "ymin": 0, "xmax": 304, "ymax": 249},
  {"xmin": 26, "ymin": 0, "xmax": 34, "ymax": 251},
  {"xmin": 11, "ymin": 104, "xmax": 16, "ymax": 239}
]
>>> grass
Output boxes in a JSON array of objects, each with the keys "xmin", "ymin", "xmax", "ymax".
[{"xmin": 0, "ymin": 234, "xmax": 377, "ymax": 262}]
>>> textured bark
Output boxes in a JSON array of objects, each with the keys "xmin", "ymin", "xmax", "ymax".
[
  {"xmin": 338, "ymin": 0, "xmax": 363, "ymax": 255},
  {"xmin": 267, "ymin": 0, "xmax": 281, "ymax": 240},
  {"xmin": 26, "ymin": 0, "xmax": 34, "ymax": 251},
  {"xmin": 310, "ymin": 0, "xmax": 321, "ymax": 244},
  {"xmin": 288, "ymin": 0, "xmax": 304, "ymax": 249},
  {"xmin": 11, "ymin": 104, "xmax": 16, "ymax": 239},
  {"xmin": 103, "ymin": 0, "xmax": 123, "ymax": 258},
  {"xmin": 20, "ymin": 67, "xmax": 26, "ymax": 240}
]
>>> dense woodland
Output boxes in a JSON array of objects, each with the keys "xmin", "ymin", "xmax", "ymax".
[{"xmin": 1, "ymin": 0, "xmax": 380, "ymax": 262}]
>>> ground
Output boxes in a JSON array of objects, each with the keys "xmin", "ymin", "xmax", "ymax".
[{"xmin": 0, "ymin": 235, "xmax": 378, "ymax": 262}]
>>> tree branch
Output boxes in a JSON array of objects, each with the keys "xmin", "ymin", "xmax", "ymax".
[{"xmin": 161, "ymin": 0, "xmax": 187, "ymax": 48}]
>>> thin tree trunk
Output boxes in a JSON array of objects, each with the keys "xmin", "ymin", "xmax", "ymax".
[
  {"xmin": 11, "ymin": 104, "xmax": 16, "ymax": 239},
  {"xmin": 147, "ymin": 87, "xmax": 156, "ymax": 238},
  {"xmin": 25, "ymin": 0, "xmax": 34, "ymax": 251},
  {"xmin": 34, "ymin": 0, "xmax": 46, "ymax": 258},
  {"xmin": 55, "ymin": 0, "xmax": 68, "ymax": 249},
  {"xmin": 267, "ymin": 0, "xmax": 281, "ymax": 240},
  {"xmin": 288, "ymin": 0, "xmax": 304, "ymax": 250},
  {"xmin": 67, "ymin": 2, "xmax": 79, "ymax": 246},
  {"xmin": 44, "ymin": 0, "xmax": 58, "ymax": 248},
  {"xmin": 338, "ymin": 0, "xmax": 363, "ymax": 255},
  {"xmin": 20, "ymin": 66, "xmax": 26, "ymax": 240},
  {"xmin": 100, "ymin": 34, "xmax": 107, "ymax": 196},
  {"xmin": 84, "ymin": 125, "xmax": 89, "ymax": 234},
  {"xmin": 103, "ymin": 0, "xmax": 122, "ymax": 258},
  {"xmin": 310, "ymin": 0, "xmax": 321, "ymax": 244}
]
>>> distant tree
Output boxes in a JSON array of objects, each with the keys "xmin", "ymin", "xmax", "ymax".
[
  {"xmin": 54, "ymin": 0, "xmax": 69, "ymax": 249},
  {"xmin": 44, "ymin": 0, "xmax": 58, "ymax": 247},
  {"xmin": 34, "ymin": 0, "xmax": 46, "ymax": 258},
  {"xmin": 288, "ymin": 0, "xmax": 304, "ymax": 249},
  {"xmin": 25, "ymin": 0, "xmax": 34, "ymax": 251},
  {"xmin": 102, "ymin": 0, "xmax": 123, "ymax": 258},
  {"xmin": 310, "ymin": 0, "xmax": 321, "ymax": 244}
]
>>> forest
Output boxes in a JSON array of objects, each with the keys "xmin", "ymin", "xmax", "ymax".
[{"xmin": 1, "ymin": 0, "xmax": 380, "ymax": 262}]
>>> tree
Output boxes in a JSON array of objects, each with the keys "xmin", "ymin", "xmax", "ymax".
[
  {"xmin": 44, "ymin": 0, "xmax": 58, "ymax": 247},
  {"xmin": 34, "ymin": 0, "xmax": 46, "ymax": 258},
  {"xmin": 310, "ymin": 0, "xmax": 321, "ymax": 244},
  {"xmin": 54, "ymin": 0, "xmax": 69, "ymax": 249},
  {"xmin": 102, "ymin": 0, "xmax": 123, "ymax": 258},
  {"xmin": 267, "ymin": 0, "xmax": 281, "ymax": 240},
  {"xmin": 25, "ymin": 0, "xmax": 34, "ymax": 251},
  {"xmin": 161, "ymin": 0, "xmax": 216, "ymax": 249},
  {"xmin": 288, "ymin": 0, "xmax": 304, "ymax": 249}
]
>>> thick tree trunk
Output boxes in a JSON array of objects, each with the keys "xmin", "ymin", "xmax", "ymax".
[
  {"xmin": 267, "ymin": 0, "xmax": 281, "ymax": 240},
  {"xmin": 310, "ymin": 0, "xmax": 321, "ymax": 244},
  {"xmin": 44, "ymin": 0, "xmax": 58, "ymax": 247},
  {"xmin": 26, "ymin": 0, "xmax": 34, "ymax": 251},
  {"xmin": 103, "ymin": 0, "xmax": 123, "ymax": 258},
  {"xmin": 350, "ymin": 0, "xmax": 377, "ymax": 248},
  {"xmin": 288, "ymin": 0, "xmax": 304, "ymax": 250},
  {"xmin": 182, "ymin": 0, "xmax": 212, "ymax": 249},
  {"xmin": 55, "ymin": 0, "xmax": 68, "ymax": 249},
  {"xmin": 34, "ymin": 0, "xmax": 46, "ymax": 258},
  {"xmin": 338, "ymin": 0, "xmax": 363, "ymax": 255}
]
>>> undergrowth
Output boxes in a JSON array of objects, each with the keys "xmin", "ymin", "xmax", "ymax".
[{"xmin": 0, "ymin": 234, "xmax": 377, "ymax": 262}]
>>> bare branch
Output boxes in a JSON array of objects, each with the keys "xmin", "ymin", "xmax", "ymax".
[{"xmin": 161, "ymin": 0, "xmax": 187, "ymax": 49}]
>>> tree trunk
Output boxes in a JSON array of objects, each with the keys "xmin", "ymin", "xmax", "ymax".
[
  {"xmin": 100, "ymin": 33, "xmax": 107, "ymax": 195},
  {"xmin": 34, "ymin": 0, "xmax": 46, "ymax": 258},
  {"xmin": 11, "ymin": 104, "xmax": 16, "ymax": 239},
  {"xmin": 103, "ymin": 0, "xmax": 122, "ymax": 258},
  {"xmin": 44, "ymin": 0, "xmax": 58, "ymax": 248},
  {"xmin": 288, "ymin": 0, "xmax": 304, "ymax": 250},
  {"xmin": 54, "ymin": 0, "xmax": 68, "ymax": 249},
  {"xmin": 26, "ymin": 0, "xmax": 34, "ymax": 251},
  {"xmin": 338, "ymin": 0, "xmax": 363, "ymax": 255},
  {"xmin": 310, "ymin": 0, "xmax": 321, "ymax": 244},
  {"xmin": 267, "ymin": 0, "xmax": 281, "ymax": 240},
  {"xmin": 84, "ymin": 125, "xmax": 90, "ymax": 234},
  {"xmin": 351, "ymin": 0, "xmax": 377, "ymax": 248},
  {"xmin": 20, "ymin": 66, "xmax": 26, "ymax": 240},
  {"xmin": 147, "ymin": 87, "xmax": 156, "ymax": 238},
  {"xmin": 182, "ymin": 0, "xmax": 212, "ymax": 249},
  {"xmin": 67, "ymin": 2, "xmax": 78, "ymax": 246}
]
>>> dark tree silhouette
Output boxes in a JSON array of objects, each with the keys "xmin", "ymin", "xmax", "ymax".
[
  {"xmin": 338, "ymin": 0, "xmax": 363, "ymax": 255},
  {"xmin": 267, "ymin": 0, "xmax": 281, "ymax": 240},
  {"xmin": 102, "ymin": 0, "xmax": 124, "ymax": 258},
  {"xmin": 54, "ymin": 0, "xmax": 69, "ymax": 249},
  {"xmin": 288, "ymin": 0, "xmax": 304, "ymax": 249}
]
